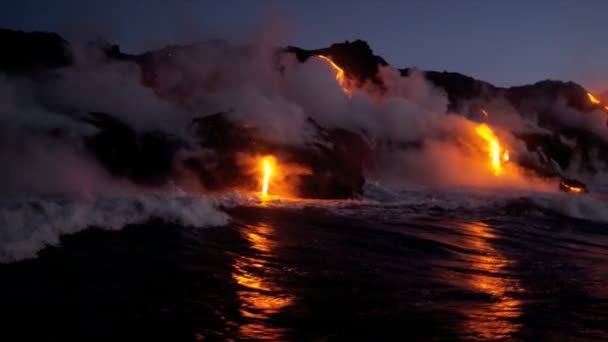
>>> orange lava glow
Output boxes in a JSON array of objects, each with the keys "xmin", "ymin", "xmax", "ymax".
[
  {"xmin": 231, "ymin": 222, "xmax": 294, "ymax": 340},
  {"xmin": 476, "ymin": 124, "xmax": 509, "ymax": 176},
  {"xmin": 560, "ymin": 181, "xmax": 583, "ymax": 193},
  {"xmin": 587, "ymin": 92, "xmax": 601, "ymax": 104},
  {"xmin": 318, "ymin": 55, "xmax": 351, "ymax": 94},
  {"xmin": 260, "ymin": 156, "xmax": 274, "ymax": 196},
  {"xmin": 244, "ymin": 154, "xmax": 311, "ymax": 198},
  {"xmin": 604, "ymin": 105, "xmax": 608, "ymax": 111},
  {"xmin": 459, "ymin": 222, "xmax": 523, "ymax": 339}
]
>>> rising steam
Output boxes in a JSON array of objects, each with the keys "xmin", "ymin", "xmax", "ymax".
[{"xmin": 1, "ymin": 27, "xmax": 608, "ymax": 262}]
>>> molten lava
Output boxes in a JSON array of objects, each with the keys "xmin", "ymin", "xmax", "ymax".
[
  {"xmin": 586, "ymin": 92, "xmax": 608, "ymax": 112},
  {"xmin": 560, "ymin": 182, "xmax": 584, "ymax": 193},
  {"xmin": 559, "ymin": 180, "xmax": 585, "ymax": 193},
  {"xmin": 260, "ymin": 157, "xmax": 273, "ymax": 196},
  {"xmin": 476, "ymin": 124, "xmax": 509, "ymax": 176},
  {"xmin": 318, "ymin": 55, "xmax": 350, "ymax": 94},
  {"xmin": 587, "ymin": 92, "xmax": 601, "ymax": 104}
]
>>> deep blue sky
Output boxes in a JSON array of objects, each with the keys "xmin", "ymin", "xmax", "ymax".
[{"xmin": 2, "ymin": 0, "xmax": 607, "ymax": 89}]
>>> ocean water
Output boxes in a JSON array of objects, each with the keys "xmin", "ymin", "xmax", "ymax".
[{"xmin": 1, "ymin": 186, "xmax": 607, "ymax": 341}]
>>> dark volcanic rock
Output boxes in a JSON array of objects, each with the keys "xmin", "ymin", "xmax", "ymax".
[
  {"xmin": 507, "ymin": 80, "xmax": 594, "ymax": 114},
  {"xmin": 513, "ymin": 132, "xmax": 576, "ymax": 174},
  {"xmin": 286, "ymin": 40, "xmax": 389, "ymax": 86},
  {"xmin": 1, "ymin": 29, "xmax": 603, "ymax": 195},
  {"xmin": 184, "ymin": 112, "xmax": 259, "ymax": 192},
  {"xmin": 82, "ymin": 112, "xmax": 182, "ymax": 186},
  {"xmin": 187, "ymin": 113, "xmax": 370, "ymax": 198},
  {"xmin": 0, "ymin": 29, "xmax": 72, "ymax": 74},
  {"xmin": 298, "ymin": 126, "xmax": 370, "ymax": 198},
  {"xmin": 406, "ymin": 69, "xmax": 499, "ymax": 112}
]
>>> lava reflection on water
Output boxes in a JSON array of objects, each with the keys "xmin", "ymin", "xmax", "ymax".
[
  {"xmin": 231, "ymin": 222, "xmax": 293, "ymax": 340},
  {"xmin": 459, "ymin": 222, "xmax": 523, "ymax": 340}
]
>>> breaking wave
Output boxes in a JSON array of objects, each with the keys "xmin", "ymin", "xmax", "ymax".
[
  {"xmin": 276, "ymin": 183, "xmax": 608, "ymax": 224},
  {"xmin": 3, "ymin": 183, "xmax": 608, "ymax": 264},
  {"xmin": 218, "ymin": 182, "xmax": 608, "ymax": 225},
  {"xmin": 361, "ymin": 183, "xmax": 608, "ymax": 224},
  {"xmin": 0, "ymin": 192, "xmax": 228, "ymax": 263},
  {"xmin": 530, "ymin": 193, "xmax": 608, "ymax": 223}
]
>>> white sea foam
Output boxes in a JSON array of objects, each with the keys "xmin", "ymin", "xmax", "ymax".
[
  {"xmin": 219, "ymin": 183, "xmax": 608, "ymax": 225},
  {"xmin": 359, "ymin": 183, "xmax": 608, "ymax": 223},
  {"xmin": 531, "ymin": 193, "xmax": 608, "ymax": 223},
  {"xmin": 0, "ymin": 192, "xmax": 229, "ymax": 263},
  {"xmin": 4, "ymin": 185, "xmax": 606, "ymax": 264}
]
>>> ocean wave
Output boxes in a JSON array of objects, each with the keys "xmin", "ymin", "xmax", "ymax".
[
  {"xmin": 331, "ymin": 183, "xmax": 608, "ymax": 224},
  {"xmin": 215, "ymin": 185, "xmax": 608, "ymax": 224},
  {"xmin": 0, "ymin": 193, "xmax": 228, "ymax": 263},
  {"xmin": 5, "ymin": 185, "xmax": 606, "ymax": 263},
  {"xmin": 530, "ymin": 193, "xmax": 608, "ymax": 223}
]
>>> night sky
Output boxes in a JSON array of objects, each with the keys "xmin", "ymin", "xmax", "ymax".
[{"xmin": 2, "ymin": 0, "xmax": 607, "ymax": 89}]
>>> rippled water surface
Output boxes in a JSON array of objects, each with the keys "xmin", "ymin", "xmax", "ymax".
[{"xmin": 1, "ymin": 191, "xmax": 608, "ymax": 341}]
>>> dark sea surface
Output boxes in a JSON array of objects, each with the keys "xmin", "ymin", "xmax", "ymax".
[{"xmin": 1, "ymin": 189, "xmax": 608, "ymax": 341}]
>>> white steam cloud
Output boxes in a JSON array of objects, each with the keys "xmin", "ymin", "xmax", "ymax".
[{"xmin": 2, "ymin": 26, "xmax": 608, "ymax": 262}]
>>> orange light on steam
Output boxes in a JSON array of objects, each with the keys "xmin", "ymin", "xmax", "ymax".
[
  {"xmin": 318, "ymin": 55, "xmax": 351, "ymax": 94},
  {"xmin": 587, "ymin": 92, "xmax": 601, "ymax": 104},
  {"xmin": 476, "ymin": 124, "xmax": 509, "ymax": 176}
]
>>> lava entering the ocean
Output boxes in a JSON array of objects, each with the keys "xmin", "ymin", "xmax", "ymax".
[
  {"xmin": 476, "ymin": 124, "xmax": 510, "ymax": 176},
  {"xmin": 244, "ymin": 154, "xmax": 312, "ymax": 198},
  {"xmin": 260, "ymin": 156, "xmax": 274, "ymax": 196}
]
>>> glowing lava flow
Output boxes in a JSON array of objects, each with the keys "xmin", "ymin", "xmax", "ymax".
[
  {"xmin": 585, "ymin": 92, "xmax": 608, "ymax": 112},
  {"xmin": 587, "ymin": 92, "xmax": 601, "ymax": 104},
  {"xmin": 476, "ymin": 124, "xmax": 509, "ymax": 176},
  {"xmin": 318, "ymin": 55, "xmax": 350, "ymax": 94},
  {"xmin": 261, "ymin": 157, "xmax": 272, "ymax": 196},
  {"xmin": 560, "ymin": 181, "xmax": 584, "ymax": 193},
  {"xmin": 586, "ymin": 92, "xmax": 608, "ymax": 111}
]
